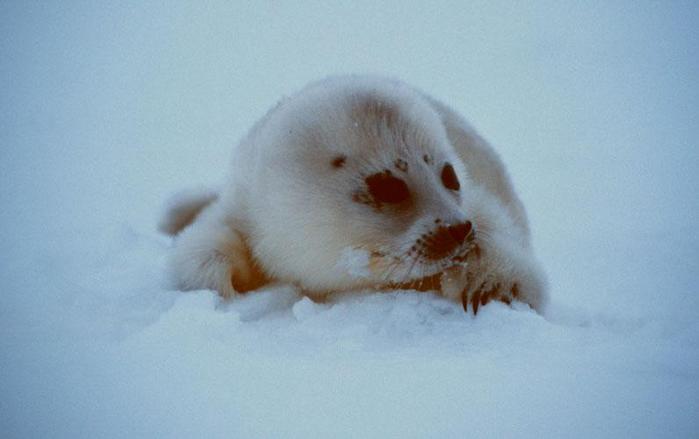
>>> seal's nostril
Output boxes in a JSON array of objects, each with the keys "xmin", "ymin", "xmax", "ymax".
[
  {"xmin": 422, "ymin": 220, "xmax": 473, "ymax": 260},
  {"xmin": 447, "ymin": 221, "xmax": 472, "ymax": 245}
]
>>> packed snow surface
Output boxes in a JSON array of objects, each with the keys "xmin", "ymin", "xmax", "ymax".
[{"xmin": 1, "ymin": 2, "xmax": 698, "ymax": 438}]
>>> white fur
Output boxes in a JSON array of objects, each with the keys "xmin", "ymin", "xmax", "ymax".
[{"xmin": 162, "ymin": 75, "xmax": 548, "ymax": 312}]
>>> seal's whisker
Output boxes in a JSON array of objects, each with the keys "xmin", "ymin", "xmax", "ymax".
[
  {"xmin": 381, "ymin": 256, "xmax": 403, "ymax": 284},
  {"xmin": 401, "ymin": 256, "xmax": 419, "ymax": 285}
]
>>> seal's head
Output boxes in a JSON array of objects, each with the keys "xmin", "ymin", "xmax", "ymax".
[{"xmin": 250, "ymin": 77, "xmax": 476, "ymax": 292}]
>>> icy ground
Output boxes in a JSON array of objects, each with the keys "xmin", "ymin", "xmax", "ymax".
[{"xmin": 2, "ymin": 2, "xmax": 699, "ymax": 438}]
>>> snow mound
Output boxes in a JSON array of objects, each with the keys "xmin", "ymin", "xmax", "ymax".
[{"xmin": 2, "ymin": 228, "xmax": 697, "ymax": 438}]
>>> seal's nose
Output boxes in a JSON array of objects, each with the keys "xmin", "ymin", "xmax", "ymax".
[
  {"xmin": 447, "ymin": 221, "xmax": 472, "ymax": 245},
  {"xmin": 424, "ymin": 220, "xmax": 473, "ymax": 260}
]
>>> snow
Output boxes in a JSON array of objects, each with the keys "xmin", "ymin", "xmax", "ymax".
[{"xmin": 2, "ymin": 1, "xmax": 699, "ymax": 438}]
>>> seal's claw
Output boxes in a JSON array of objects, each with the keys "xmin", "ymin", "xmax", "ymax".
[
  {"xmin": 459, "ymin": 281, "xmax": 520, "ymax": 316},
  {"xmin": 471, "ymin": 289, "xmax": 481, "ymax": 315},
  {"xmin": 501, "ymin": 293, "xmax": 512, "ymax": 305}
]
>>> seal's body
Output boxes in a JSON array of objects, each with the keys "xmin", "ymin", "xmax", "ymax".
[{"xmin": 161, "ymin": 76, "xmax": 547, "ymax": 314}]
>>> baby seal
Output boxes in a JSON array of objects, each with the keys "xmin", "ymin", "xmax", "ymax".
[{"xmin": 160, "ymin": 75, "xmax": 548, "ymax": 314}]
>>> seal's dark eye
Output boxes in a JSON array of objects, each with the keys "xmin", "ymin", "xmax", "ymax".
[
  {"xmin": 365, "ymin": 171, "xmax": 410, "ymax": 204},
  {"xmin": 331, "ymin": 155, "xmax": 346, "ymax": 168},
  {"xmin": 441, "ymin": 163, "xmax": 460, "ymax": 191}
]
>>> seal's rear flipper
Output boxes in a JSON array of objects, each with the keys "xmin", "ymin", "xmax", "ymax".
[
  {"xmin": 165, "ymin": 199, "xmax": 266, "ymax": 297},
  {"xmin": 158, "ymin": 188, "xmax": 218, "ymax": 235}
]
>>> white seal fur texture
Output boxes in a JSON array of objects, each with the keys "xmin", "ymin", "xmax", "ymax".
[{"xmin": 161, "ymin": 76, "xmax": 548, "ymax": 314}]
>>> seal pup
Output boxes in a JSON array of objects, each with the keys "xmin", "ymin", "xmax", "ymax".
[{"xmin": 160, "ymin": 75, "xmax": 548, "ymax": 314}]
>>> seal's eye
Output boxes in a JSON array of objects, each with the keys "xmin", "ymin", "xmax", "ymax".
[
  {"xmin": 441, "ymin": 163, "xmax": 460, "ymax": 191},
  {"xmin": 365, "ymin": 171, "xmax": 410, "ymax": 204},
  {"xmin": 331, "ymin": 155, "xmax": 346, "ymax": 168}
]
